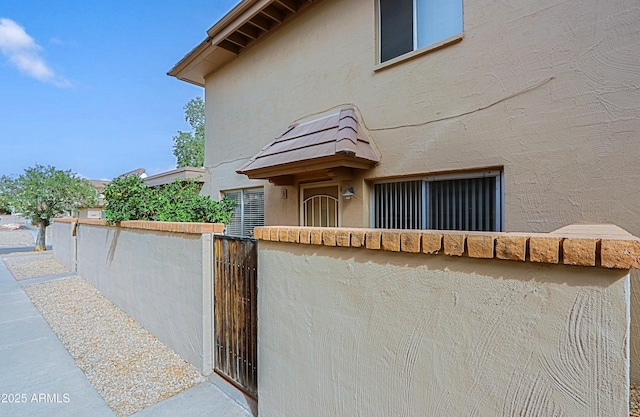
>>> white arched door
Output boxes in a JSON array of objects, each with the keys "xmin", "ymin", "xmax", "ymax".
[{"xmin": 300, "ymin": 183, "xmax": 340, "ymax": 227}]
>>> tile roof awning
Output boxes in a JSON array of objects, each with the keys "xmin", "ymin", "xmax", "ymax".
[{"xmin": 237, "ymin": 108, "xmax": 379, "ymax": 184}]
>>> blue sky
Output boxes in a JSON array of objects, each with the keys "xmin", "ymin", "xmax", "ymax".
[{"xmin": 0, "ymin": 0, "xmax": 237, "ymax": 180}]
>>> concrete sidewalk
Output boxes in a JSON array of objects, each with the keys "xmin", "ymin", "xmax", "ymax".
[
  {"xmin": 0, "ymin": 256, "xmax": 114, "ymax": 417},
  {"xmin": 0, "ymin": 255, "xmax": 253, "ymax": 417}
]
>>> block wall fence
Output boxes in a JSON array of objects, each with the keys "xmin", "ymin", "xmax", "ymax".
[
  {"xmin": 53, "ymin": 218, "xmax": 640, "ymax": 415},
  {"xmin": 253, "ymin": 224, "xmax": 639, "ymax": 417},
  {"xmin": 54, "ymin": 218, "xmax": 224, "ymax": 374}
]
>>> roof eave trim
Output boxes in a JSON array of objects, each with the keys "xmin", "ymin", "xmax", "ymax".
[
  {"xmin": 167, "ymin": 38, "xmax": 213, "ymax": 85},
  {"xmin": 206, "ymin": 0, "xmax": 261, "ymax": 38},
  {"xmin": 237, "ymin": 155, "xmax": 378, "ymax": 179},
  {"xmin": 169, "ymin": 0, "xmax": 269, "ymax": 83}
]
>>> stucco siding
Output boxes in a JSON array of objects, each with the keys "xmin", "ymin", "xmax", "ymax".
[
  {"xmin": 53, "ymin": 219, "xmax": 75, "ymax": 271},
  {"xmin": 203, "ymin": 0, "xmax": 640, "ymax": 232},
  {"xmin": 73, "ymin": 224, "xmax": 213, "ymax": 373},
  {"xmin": 202, "ymin": 0, "xmax": 640, "ymax": 382},
  {"xmin": 257, "ymin": 242, "xmax": 630, "ymax": 416}
]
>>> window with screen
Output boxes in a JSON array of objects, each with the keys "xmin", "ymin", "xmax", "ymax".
[{"xmin": 372, "ymin": 171, "xmax": 503, "ymax": 232}]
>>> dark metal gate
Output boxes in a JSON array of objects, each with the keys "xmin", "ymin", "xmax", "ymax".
[{"xmin": 213, "ymin": 235, "xmax": 258, "ymax": 398}]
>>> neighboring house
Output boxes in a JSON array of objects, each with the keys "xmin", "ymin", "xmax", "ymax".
[
  {"xmin": 74, "ymin": 169, "xmax": 145, "ymax": 219},
  {"xmin": 75, "ymin": 168, "xmax": 206, "ymax": 219},
  {"xmin": 75, "ymin": 179, "xmax": 110, "ymax": 219},
  {"xmin": 120, "ymin": 167, "xmax": 147, "ymax": 179},
  {"xmin": 169, "ymin": 0, "xmax": 640, "ymax": 380},
  {"xmin": 143, "ymin": 166, "xmax": 204, "ymax": 188}
]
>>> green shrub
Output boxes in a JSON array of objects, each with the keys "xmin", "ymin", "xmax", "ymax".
[
  {"xmin": 102, "ymin": 174, "xmax": 150, "ymax": 223},
  {"xmin": 103, "ymin": 175, "xmax": 235, "ymax": 225}
]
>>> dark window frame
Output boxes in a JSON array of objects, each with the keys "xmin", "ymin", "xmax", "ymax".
[
  {"xmin": 370, "ymin": 170, "xmax": 504, "ymax": 232},
  {"xmin": 378, "ymin": 0, "xmax": 463, "ymax": 63}
]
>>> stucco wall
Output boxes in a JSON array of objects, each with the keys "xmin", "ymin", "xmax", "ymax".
[
  {"xmin": 632, "ymin": 274, "xmax": 640, "ymax": 383},
  {"xmin": 58, "ymin": 222, "xmax": 214, "ymax": 373},
  {"xmin": 258, "ymin": 241, "xmax": 630, "ymax": 416},
  {"xmin": 203, "ymin": 0, "xmax": 640, "ymax": 233},
  {"xmin": 202, "ymin": 0, "xmax": 640, "ymax": 383},
  {"xmin": 53, "ymin": 219, "xmax": 75, "ymax": 271}
]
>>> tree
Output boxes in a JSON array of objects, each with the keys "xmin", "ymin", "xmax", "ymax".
[
  {"xmin": 0, "ymin": 165, "xmax": 97, "ymax": 251},
  {"xmin": 173, "ymin": 96, "xmax": 205, "ymax": 168},
  {"xmin": 0, "ymin": 176, "xmax": 14, "ymax": 214},
  {"xmin": 102, "ymin": 174, "xmax": 235, "ymax": 225}
]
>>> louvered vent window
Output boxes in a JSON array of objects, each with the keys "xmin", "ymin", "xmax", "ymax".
[
  {"xmin": 223, "ymin": 188, "xmax": 264, "ymax": 237},
  {"xmin": 372, "ymin": 171, "xmax": 503, "ymax": 232},
  {"xmin": 373, "ymin": 180, "xmax": 423, "ymax": 229}
]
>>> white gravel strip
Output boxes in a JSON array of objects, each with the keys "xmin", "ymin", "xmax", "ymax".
[
  {"xmin": 23, "ymin": 276, "xmax": 205, "ymax": 417},
  {"xmin": 4, "ymin": 254, "xmax": 69, "ymax": 280}
]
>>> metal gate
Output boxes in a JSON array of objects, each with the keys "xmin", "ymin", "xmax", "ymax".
[{"xmin": 213, "ymin": 235, "xmax": 258, "ymax": 398}]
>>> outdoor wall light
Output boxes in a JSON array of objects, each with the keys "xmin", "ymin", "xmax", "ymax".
[{"xmin": 342, "ymin": 187, "xmax": 355, "ymax": 200}]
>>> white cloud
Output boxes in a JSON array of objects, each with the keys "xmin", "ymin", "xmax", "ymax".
[{"xmin": 0, "ymin": 18, "xmax": 70, "ymax": 87}]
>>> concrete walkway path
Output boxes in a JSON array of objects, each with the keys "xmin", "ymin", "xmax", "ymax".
[
  {"xmin": 131, "ymin": 381, "xmax": 254, "ymax": 417},
  {"xmin": 0, "ymin": 253, "xmax": 253, "ymax": 417},
  {"xmin": 0, "ymin": 255, "xmax": 115, "ymax": 417}
]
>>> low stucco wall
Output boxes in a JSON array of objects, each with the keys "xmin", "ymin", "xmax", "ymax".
[
  {"xmin": 54, "ymin": 218, "xmax": 223, "ymax": 374},
  {"xmin": 53, "ymin": 219, "xmax": 75, "ymax": 271},
  {"xmin": 256, "ymin": 226, "xmax": 633, "ymax": 416},
  {"xmin": 633, "ymin": 275, "xmax": 640, "ymax": 383}
]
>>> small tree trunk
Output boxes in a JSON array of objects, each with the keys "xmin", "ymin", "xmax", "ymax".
[{"xmin": 34, "ymin": 222, "xmax": 47, "ymax": 251}]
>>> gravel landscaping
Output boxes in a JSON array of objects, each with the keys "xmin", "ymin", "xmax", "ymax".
[
  {"xmin": 632, "ymin": 386, "xmax": 640, "ymax": 417},
  {"xmin": 1, "ymin": 222, "xmax": 637, "ymax": 416},
  {"xmin": 0, "ymin": 225, "xmax": 207, "ymax": 417},
  {"xmin": 3, "ymin": 253, "xmax": 69, "ymax": 280},
  {"xmin": 21, "ymin": 275, "xmax": 205, "ymax": 416}
]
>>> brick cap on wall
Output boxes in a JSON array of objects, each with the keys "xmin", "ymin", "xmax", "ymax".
[
  {"xmin": 54, "ymin": 217, "xmax": 225, "ymax": 234},
  {"xmin": 253, "ymin": 224, "xmax": 640, "ymax": 270}
]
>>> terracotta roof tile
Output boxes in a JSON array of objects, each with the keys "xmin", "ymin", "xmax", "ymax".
[{"xmin": 237, "ymin": 107, "xmax": 379, "ymax": 179}]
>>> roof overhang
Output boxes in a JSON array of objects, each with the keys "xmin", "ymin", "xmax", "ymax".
[
  {"xmin": 168, "ymin": 0, "xmax": 319, "ymax": 86},
  {"xmin": 237, "ymin": 108, "xmax": 379, "ymax": 185},
  {"xmin": 143, "ymin": 167, "xmax": 205, "ymax": 188}
]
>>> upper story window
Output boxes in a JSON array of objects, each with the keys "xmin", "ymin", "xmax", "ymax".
[{"xmin": 379, "ymin": 0, "xmax": 463, "ymax": 63}]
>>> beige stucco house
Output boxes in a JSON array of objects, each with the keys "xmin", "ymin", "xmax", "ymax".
[
  {"xmin": 170, "ymin": 0, "xmax": 639, "ymax": 235},
  {"xmin": 170, "ymin": 0, "xmax": 640, "ymax": 402}
]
